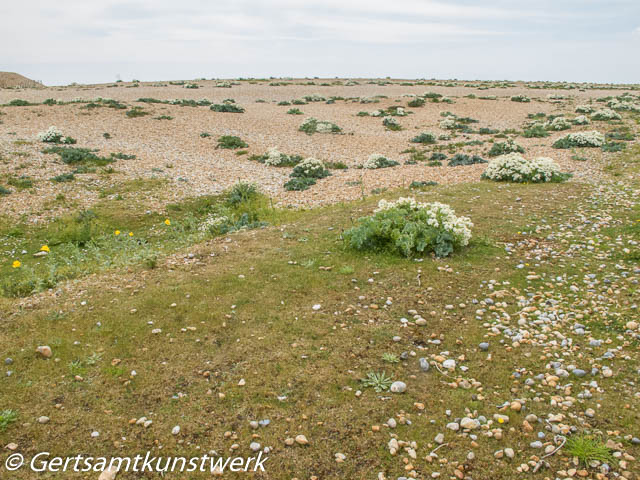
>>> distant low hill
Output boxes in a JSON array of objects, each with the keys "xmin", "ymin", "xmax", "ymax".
[{"xmin": 0, "ymin": 72, "xmax": 43, "ymax": 88}]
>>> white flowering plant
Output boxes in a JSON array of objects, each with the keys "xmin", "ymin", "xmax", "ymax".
[
  {"xmin": 362, "ymin": 154, "xmax": 399, "ymax": 169},
  {"xmin": 284, "ymin": 157, "xmax": 330, "ymax": 191},
  {"xmin": 572, "ymin": 115, "xmax": 590, "ymax": 125},
  {"xmin": 553, "ymin": 131, "xmax": 605, "ymax": 148},
  {"xmin": 546, "ymin": 116, "xmax": 572, "ymax": 131},
  {"xmin": 382, "ymin": 116, "xmax": 401, "ymax": 131},
  {"xmin": 575, "ymin": 105, "xmax": 593, "ymax": 114},
  {"xmin": 254, "ymin": 147, "xmax": 302, "ymax": 167},
  {"xmin": 439, "ymin": 118, "xmax": 456, "ymax": 130},
  {"xmin": 37, "ymin": 126, "xmax": 76, "ymax": 144},
  {"xmin": 481, "ymin": 153, "xmax": 571, "ymax": 183},
  {"xmin": 299, "ymin": 117, "xmax": 342, "ymax": 135},
  {"xmin": 343, "ymin": 197, "xmax": 473, "ymax": 258},
  {"xmin": 590, "ymin": 108, "xmax": 621, "ymax": 121},
  {"xmin": 487, "ymin": 139, "xmax": 525, "ymax": 157},
  {"xmin": 511, "ymin": 95, "xmax": 531, "ymax": 103}
]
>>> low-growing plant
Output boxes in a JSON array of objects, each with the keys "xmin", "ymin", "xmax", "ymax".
[
  {"xmin": 287, "ymin": 108, "xmax": 303, "ymax": 115},
  {"xmin": 0, "ymin": 409, "xmax": 18, "ymax": 432},
  {"xmin": 411, "ymin": 132, "xmax": 437, "ymax": 144},
  {"xmin": 216, "ymin": 136, "xmax": 248, "ymax": 149},
  {"xmin": 125, "ymin": 106, "xmax": 149, "ymax": 118},
  {"xmin": 344, "ymin": 197, "xmax": 473, "ymax": 258},
  {"xmin": 565, "ymin": 435, "xmax": 615, "ymax": 466},
  {"xmin": 487, "ymin": 140, "xmax": 525, "ymax": 157},
  {"xmin": 448, "ymin": 154, "xmax": 487, "ymax": 167},
  {"xmin": 299, "ymin": 117, "xmax": 341, "ymax": 135},
  {"xmin": 511, "ymin": 94, "xmax": 530, "ymax": 103},
  {"xmin": 482, "ymin": 153, "xmax": 571, "ymax": 183},
  {"xmin": 522, "ymin": 125, "xmax": 549, "ymax": 138},
  {"xmin": 210, "ymin": 103, "xmax": 245, "ymax": 113},
  {"xmin": 362, "ymin": 154, "xmax": 399, "ymax": 169},
  {"xmin": 360, "ymin": 372, "xmax": 394, "ymax": 392},
  {"xmin": 382, "ymin": 116, "xmax": 401, "ymax": 131},
  {"xmin": 553, "ymin": 131, "xmax": 605, "ymax": 148}
]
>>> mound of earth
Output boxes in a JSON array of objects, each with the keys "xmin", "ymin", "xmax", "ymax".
[{"xmin": 0, "ymin": 72, "xmax": 43, "ymax": 88}]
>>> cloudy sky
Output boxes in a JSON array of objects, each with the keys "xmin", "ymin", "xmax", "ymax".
[{"xmin": 2, "ymin": 0, "xmax": 639, "ymax": 85}]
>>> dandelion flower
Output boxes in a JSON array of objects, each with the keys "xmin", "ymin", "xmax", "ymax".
[
  {"xmin": 164, "ymin": 219, "xmax": 171, "ymax": 226},
  {"xmin": 115, "ymin": 230, "xmax": 121, "ymax": 236},
  {"xmin": 40, "ymin": 245, "xmax": 50, "ymax": 252},
  {"xmin": 129, "ymin": 232, "xmax": 134, "ymax": 237},
  {"xmin": 12, "ymin": 260, "xmax": 21, "ymax": 268}
]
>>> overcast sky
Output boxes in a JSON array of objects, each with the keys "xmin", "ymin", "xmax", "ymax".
[{"xmin": 2, "ymin": 0, "xmax": 639, "ymax": 85}]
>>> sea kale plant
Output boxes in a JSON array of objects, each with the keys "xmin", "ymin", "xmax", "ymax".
[
  {"xmin": 299, "ymin": 117, "xmax": 341, "ymax": 135},
  {"xmin": 553, "ymin": 131, "xmax": 605, "ymax": 148},
  {"xmin": 482, "ymin": 153, "xmax": 571, "ymax": 183},
  {"xmin": 344, "ymin": 197, "xmax": 473, "ymax": 258},
  {"xmin": 37, "ymin": 126, "xmax": 76, "ymax": 144},
  {"xmin": 362, "ymin": 154, "xmax": 399, "ymax": 169},
  {"xmin": 284, "ymin": 157, "xmax": 330, "ymax": 191}
]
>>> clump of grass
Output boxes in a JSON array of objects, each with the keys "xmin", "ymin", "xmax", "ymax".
[
  {"xmin": 565, "ymin": 435, "xmax": 615, "ymax": 466},
  {"xmin": 216, "ymin": 136, "xmax": 248, "ymax": 149},
  {"xmin": 51, "ymin": 173, "xmax": 75, "ymax": 183},
  {"xmin": 361, "ymin": 372, "xmax": 394, "ymax": 392}
]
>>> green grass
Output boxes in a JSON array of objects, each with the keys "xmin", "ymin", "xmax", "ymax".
[
  {"xmin": 0, "ymin": 149, "xmax": 638, "ymax": 478},
  {"xmin": 566, "ymin": 435, "xmax": 615, "ymax": 466}
]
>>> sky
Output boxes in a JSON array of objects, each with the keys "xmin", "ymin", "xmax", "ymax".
[{"xmin": 2, "ymin": 0, "xmax": 639, "ymax": 85}]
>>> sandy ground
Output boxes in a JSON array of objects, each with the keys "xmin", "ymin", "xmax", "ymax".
[{"xmin": 0, "ymin": 79, "xmax": 633, "ymax": 223}]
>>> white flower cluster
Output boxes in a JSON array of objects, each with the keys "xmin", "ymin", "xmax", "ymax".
[
  {"xmin": 363, "ymin": 154, "xmax": 395, "ymax": 169},
  {"xmin": 394, "ymin": 107, "xmax": 407, "ymax": 117},
  {"xmin": 37, "ymin": 126, "xmax": 64, "ymax": 143},
  {"xmin": 547, "ymin": 117, "xmax": 571, "ymax": 131},
  {"xmin": 607, "ymin": 99, "xmax": 640, "ymax": 112},
  {"xmin": 264, "ymin": 147, "xmax": 286, "ymax": 166},
  {"xmin": 590, "ymin": 108, "xmax": 621, "ymax": 121},
  {"xmin": 199, "ymin": 213, "xmax": 228, "ymax": 232},
  {"xmin": 558, "ymin": 131, "xmax": 605, "ymax": 147},
  {"xmin": 374, "ymin": 198, "xmax": 473, "ymax": 246},
  {"xmin": 370, "ymin": 109, "xmax": 384, "ymax": 117},
  {"xmin": 511, "ymin": 94, "xmax": 531, "ymax": 102},
  {"xmin": 382, "ymin": 116, "xmax": 399, "ymax": 127},
  {"xmin": 316, "ymin": 121, "xmax": 337, "ymax": 133},
  {"xmin": 439, "ymin": 118, "xmax": 456, "ymax": 130},
  {"xmin": 305, "ymin": 93, "xmax": 325, "ymax": 102},
  {"xmin": 575, "ymin": 104, "xmax": 593, "ymax": 114},
  {"xmin": 572, "ymin": 115, "xmax": 590, "ymax": 125},
  {"xmin": 295, "ymin": 157, "xmax": 326, "ymax": 177},
  {"xmin": 483, "ymin": 153, "xmax": 564, "ymax": 183}
]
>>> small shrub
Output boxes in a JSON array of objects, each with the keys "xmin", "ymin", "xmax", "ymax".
[
  {"xmin": 287, "ymin": 108, "xmax": 303, "ymax": 115},
  {"xmin": 602, "ymin": 142, "xmax": 626, "ymax": 152},
  {"xmin": 344, "ymin": 197, "xmax": 473, "ymax": 258},
  {"xmin": 226, "ymin": 182, "xmax": 259, "ymax": 206},
  {"xmin": 511, "ymin": 94, "xmax": 530, "ymax": 103},
  {"xmin": 0, "ymin": 185, "xmax": 11, "ymax": 195},
  {"xmin": 547, "ymin": 116, "xmax": 571, "ymax": 131},
  {"xmin": 257, "ymin": 147, "xmax": 302, "ymax": 167},
  {"xmin": 407, "ymin": 97, "xmax": 425, "ymax": 107},
  {"xmin": 37, "ymin": 126, "xmax": 76, "ymax": 144},
  {"xmin": 43, "ymin": 146, "xmax": 115, "ymax": 166},
  {"xmin": 216, "ymin": 136, "xmax": 248, "ymax": 149}
]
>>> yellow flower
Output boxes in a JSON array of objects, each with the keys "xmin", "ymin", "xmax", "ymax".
[
  {"xmin": 12, "ymin": 260, "xmax": 21, "ymax": 268},
  {"xmin": 129, "ymin": 232, "xmax": 134, "ymax": 237},
  {"xmin": 40, "ymin": 245, "xmax": 50, "ymax": 252},
  {"xmin": 115, "ymin": 230, "xmax": 121, "ymax": 236},
  {"xmin": 498, "ymin": 417, "xmax": 504, "ymax": 424},
  {"xmin": 164, "ymin": 219, "xmax": 171, "ymax": 226}
]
